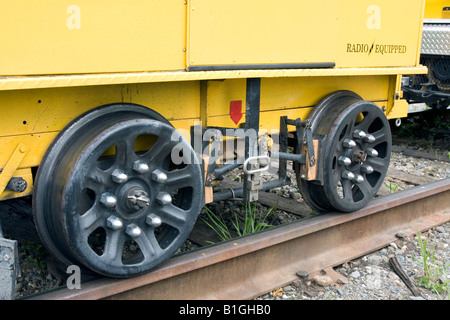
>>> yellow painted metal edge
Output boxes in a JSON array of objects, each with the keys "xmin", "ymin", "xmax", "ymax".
[
  {"xmin": 0, "ymin": 66, "xmax": 428, "ymax": 91},
  {"xmin": 0, "ymin": 143, "xmax": 29, "ymax": 195}
]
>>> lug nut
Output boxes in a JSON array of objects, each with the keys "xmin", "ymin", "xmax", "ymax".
[
  {"xmin": 106, "ymin": 215, "xmax": 123, "ymax": 230},
  {"xmin": 360, "ymin": 165, "xmax": 374, "ymax": 174},
  {"xmin": 353, "ymin": 130, "xmax": 367, "ymax": 140},
  {"xmin": 363, "ymin": 134, "xmax": 376, "ymax": 143},
  {"xmin": 133, "ymin": 160, "xmax": 150, "ymax": 174},
  {"xmin": 156, "ymin": 192, "xmax": 172, "ymax": 205},
  {"xmin": 352, "ymin": 174, "xmax": 364, "ymax": 184},
  {"xmin": 152, "ymin": 169, "xmax": 168, "ymax": 183},
  {"xmin": 100, "ymin": 192, "xmax": 117, "ymax": 208},
  {"xmin": 343, "ymin": 139, "xmax": 356, "ymax": 148},
  {"xmin": 341, "ymin": 171, "xmax": 355, "ymax": 181},
  {"xmin": 146, "ymin": 213, "xmax": 162, "ymax": 228},
  {"xmin": 338, "ymin": 156, "xmax": 351, "ymax": 166},
  {"xmin": 126, "ymin": 224, "xmax": 142, "ymax": 238},
  {"xmin": 366, "ymin": 148, "xmax": 378, "ymax": 157},
  {"xmin": 111, "ymin": 169, "xmax": 128, "ymax": 184}
]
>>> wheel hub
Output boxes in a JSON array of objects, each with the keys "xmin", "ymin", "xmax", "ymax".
[
  {"xmin": 125, "ymin": 186, "xmax": 150, "ymax": 211},
  {"xmin": 351, "ymin": 148, "xmax": 367, "ymax": 164},
  {"xmin": 339, "ymin": 134, "xmax": 375, "ymax": 185}
]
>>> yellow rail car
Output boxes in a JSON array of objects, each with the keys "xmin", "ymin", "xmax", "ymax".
[{"xmin": 0, "ymin": 0, "xmax": 427, "ymax": 278}]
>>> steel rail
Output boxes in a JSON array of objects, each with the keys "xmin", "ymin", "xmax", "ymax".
[{"xmin": 28, "ymin": 178, "xmax": 450, "ymax": 300}]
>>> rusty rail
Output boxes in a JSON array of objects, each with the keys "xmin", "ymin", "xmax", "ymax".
[{"xmin": 28, "ymin": 178, "xmax": 450, "ymax": 300}]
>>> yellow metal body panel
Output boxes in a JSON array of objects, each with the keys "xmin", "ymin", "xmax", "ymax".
[
  {"xmin": 205, "ymin": 75, "xmax": 392, "ymax": 126},
  {"xmin": 0, "ymin": 82, "xmax": 200, "ymax": 136},
  {"xmin": 0, "ymin": 1, "xmax": 186, "ymax": 75},
  {"xmin": 188, "ymin": 0, "xmax": 339, "ymax": 67},
  {"xmin": 188, "ymin": 0, "xmax": 424, "ymax": 69},
  {"xmin": 424, "ymin": 0, "xmax": 450, "ymax": 18},
  {"xmin": 0, "ymin": 82, "xmax": 200, "ymax": 170},
  {"xmin": 336, "ymin": 0, "xmax": 425, "ymax": 68},
  {"xmin": 0, "ymin": 0, "xmax": 425, "ymax": 75}
]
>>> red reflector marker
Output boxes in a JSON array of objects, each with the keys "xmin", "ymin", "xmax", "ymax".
[{"xmin": 230, "ymin": 100, "xmax": 243, "ymax": 124}]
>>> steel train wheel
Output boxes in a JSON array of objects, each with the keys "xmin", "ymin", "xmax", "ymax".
[
  {"xmin": 33, "ymin": 104, "xmax": 204, "ymax": 277},
  {"xmin": 297, "ymin": 91, "xmax": 391, "ymax": 213}
]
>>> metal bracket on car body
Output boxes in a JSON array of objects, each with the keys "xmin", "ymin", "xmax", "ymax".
[{"xmin": 299, "ymin": 119, "xmax": 316, "ymax": 167}]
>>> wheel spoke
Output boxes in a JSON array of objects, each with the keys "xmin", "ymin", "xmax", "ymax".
[
  {"xmin": 355, "ymin": 111, "xmax": 378, "ymax": 133},
  {"xmin": 115, "ymin": 135, "xmax": 138, "ymax": 167},
  {"xmin": 164, "ymin": 168, "xmax": 194, "ymax": 191},
  {"xmin": 79, "ymin": 205, "xmax": 104, "ymax": 234},
  {"xmin": 354, "ymin": 180, "xmax": 372, "ymax": 200},
  {"xmin": 364, "ymin": 156, "xmax": 387, "ymax": 172},
  {"xmin": 135, "ymin": 230, "xmax": 163, "ymax": 262},
  {"xmin": 341, "ymin": 179, "xmax": 354, "ymax": 202},
  {"xmin": 339, "ymin": 117, "xmax": 356, "ymax": 143},
  {"xmin": 144, "ymin": 138, "xmax": 176, "ymax": 166},
  {"xmin": 102, "ymin": 231, "xmax": 126, "ymax": 264},
  {"xmin": 86, "ymin": 167, "xmax": 110, "ymax": 189},
  {"xmin": 371, "ymin": 129, "xmax": 387, "ymax": 144},
  {"xmin": 158, "ymin": 204, "xmax": 188, "ymax": 231}
]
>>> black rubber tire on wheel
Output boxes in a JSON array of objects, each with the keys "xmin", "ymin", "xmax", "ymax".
[
  {"xmin": 33, "ymin": 104, "xmax": 204, "ymax": 277},
  {"xmin": 296, "ymin": 91, "xmax": 391, "ymax": 213}
]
